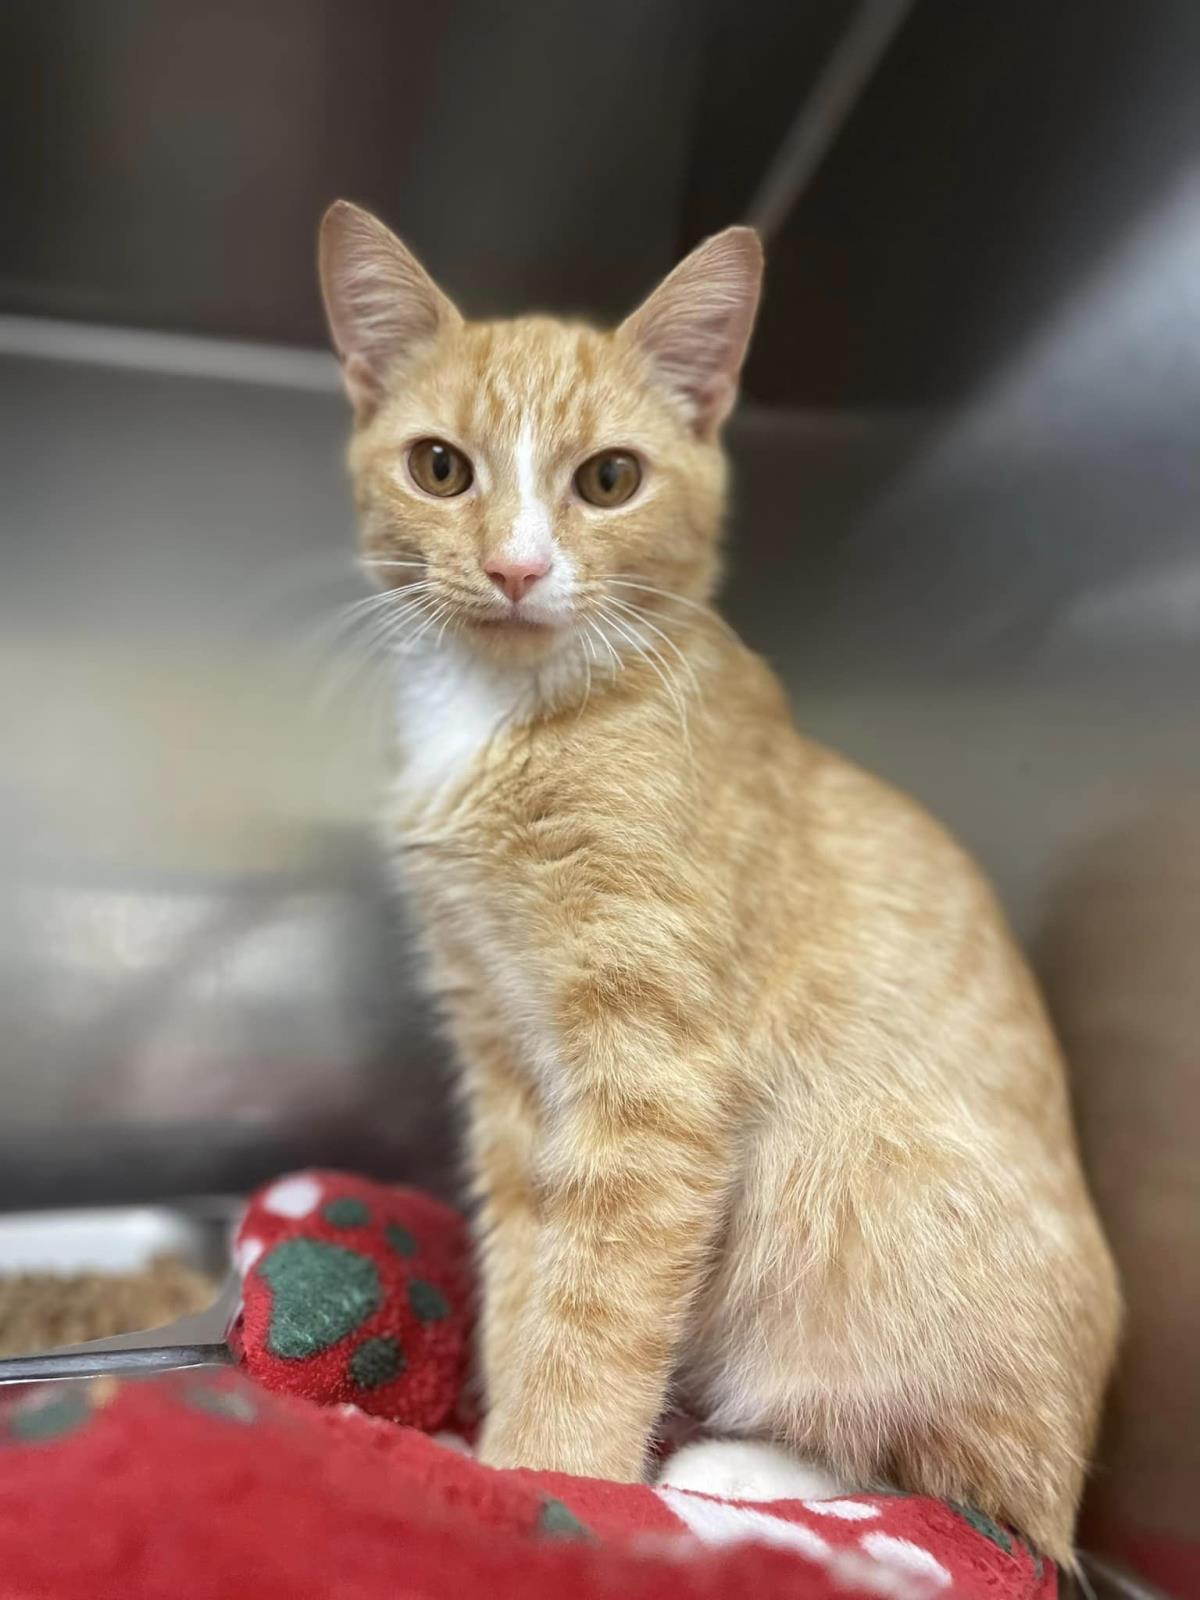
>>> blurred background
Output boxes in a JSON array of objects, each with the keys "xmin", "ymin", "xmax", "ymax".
[{"xmin": 2, "ymin": 2, "xmax": 1197, "ymax": 1590}]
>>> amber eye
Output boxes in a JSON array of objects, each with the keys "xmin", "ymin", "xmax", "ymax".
[
  {"xmin": 574, "ymin": 450, "xmax": 642, "ymax": 508},
  {"xmin": 408, "ymin": 439, "xmax": 473, "ymax": 497}
]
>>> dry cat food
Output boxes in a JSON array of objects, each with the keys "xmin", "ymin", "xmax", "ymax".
[{"xmin": 0, "ymin": 1255, "xmax": 217, "ymax": 1357}]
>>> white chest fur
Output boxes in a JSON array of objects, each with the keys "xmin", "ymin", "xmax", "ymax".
[
  {"xmin": 391, "ymin": 643, "xmax": 532, "ymax": 814},
  {"xmin": 390, "ymin": 641, "xmax": 568, "ymax": 1094}
]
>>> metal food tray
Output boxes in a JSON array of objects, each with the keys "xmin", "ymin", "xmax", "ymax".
[{"xmin": 0, "ymin": 1200, "xmax": 241, "ymax": 1384}]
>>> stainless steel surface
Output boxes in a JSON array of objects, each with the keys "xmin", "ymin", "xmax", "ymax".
[
  {"xmin": 747, "ymin": 0, "xmax": 916, "ymax": 239},
  {"xmin": 1077, "ymin": 1557, "xmax": 1173, "ymax": 1600},
  {"xmin": 0, "ymin": 1344, "xmax": 233, "ymax": 1386},
  {"xmin": 0, "ymin": 337, "xmax": 458, "ymax": 1207},
  {"xmin": 0, "ymin": 1202, "xmax": 232, "ymax": 1276},
  {"xmin": 1, "ymin": 4, "xmax": 1197, "ymax": 1581},
  {"xmin": 2, "ymin": 232, "xmax": 1196, "ymax": 1197},
  {"xmin": 0, "ymin": 1200, "xmax": 239, "ymax": 1383}
]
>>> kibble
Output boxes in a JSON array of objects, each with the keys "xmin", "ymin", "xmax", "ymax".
[{"xmin": 0, "ymin": 1255, "xmax": 218, "ymax": 1357}]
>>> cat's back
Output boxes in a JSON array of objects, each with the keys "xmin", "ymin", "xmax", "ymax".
[
  {"xmin": 690, "ymin": 644, "xmax": 1084, "ymax": 1137},
  {"xmin": 689, "ymin": 638, "xmax": 1019, "ymax": 943}
]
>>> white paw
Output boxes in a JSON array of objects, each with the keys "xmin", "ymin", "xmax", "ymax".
[
  {"xmin": 656, "ymin": 1438, "xmax": 850, "ymax": 1502},
  {"xmin": 431, "ymin": 1431, "xmax": 475, "ymax": 1457}
]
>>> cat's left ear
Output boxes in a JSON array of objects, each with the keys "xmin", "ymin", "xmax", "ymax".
[
  {"xmin": 319, "ymin": 200, "xmax": 461, "ymax": 423},
  {"xmin": 620, "ymin": 227, "xmax": 763, "ymax": 437}
]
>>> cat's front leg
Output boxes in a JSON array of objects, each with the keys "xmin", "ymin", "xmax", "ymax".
[
  {"xmin": 458, "ymin": 1037, "xmax": 542, "ymax": 1416},
  {"xmin": 477, "ymin": 1045, "xmax": 732, "ymax": 1480}
]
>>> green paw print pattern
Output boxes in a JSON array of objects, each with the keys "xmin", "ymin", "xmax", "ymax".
[
  {"xmin": 537, "ymin": 1497, "xmax": 593, "ymax": 1540},
  {"xmin": 259, "ymin": 1237, "xmax": 382, "ymax": 1359},
  {"xmin": 239, "ymin": 1177, "xmax": 471, "ymax": 1427},
  {"xmin": 948, "ymin": 1501, "xmax": 1014, "ymax": 1555},
  {"xmin": 408, "ymin": 1279, "xmax": 449, "ymax": 1323},
  {"xmin": 386, "ymin": 1222, "xmax": 417, "ymax": 1258},
  {"xmin": 6, "ymin": 1389, "xmax": 92, "ymax": 1445},
  {"xmin": 322, "ymin": 1197, "xmax": 372, "ymax": 1228},
  {"xmin": 349, "ymin": 1335, "xmax": 406, "ymax": 1389},
  {"xmin": 183, "ymin": 1382, "xmax": 260, "ymax": 1424}
]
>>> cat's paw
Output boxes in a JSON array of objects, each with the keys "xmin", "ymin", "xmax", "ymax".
[{"xmin": 657, "ymin": 1437, "xmax": 850, "ymax": 1502}]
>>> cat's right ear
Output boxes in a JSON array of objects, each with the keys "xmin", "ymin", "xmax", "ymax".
[{"xmin": 318, "ymin": 200, "xmax": 460, "ymax": 423}]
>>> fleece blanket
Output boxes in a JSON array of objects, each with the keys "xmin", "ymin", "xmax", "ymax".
[{"xmin": 0, "ymin": 1170, "xmax": 1058, "ymax": 1599}]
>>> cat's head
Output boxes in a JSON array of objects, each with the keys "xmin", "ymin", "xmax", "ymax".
[{"xmin": 319, "ymin": 201, "xmax": 762, "ymax": 664}]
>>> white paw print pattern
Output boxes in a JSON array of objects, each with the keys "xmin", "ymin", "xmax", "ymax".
[
  {"xmin": 234, "ymin": 1235, "xmax": 265, "ymax": 1274},
  {"xmin": 235, "ymin": 1174, "xmax": 325, "ymax": 1277},
  {"xmin": 654, "ymin": 1485, "xmax": 954, "ymax": 1599},
  {"xmin": 803, "ymin": 1497, "xmax": 882, "ymax": 1521},
  {"xmin": 259, "ymin": 1173, "xmax": 324, "ymax": 1219},
  {"xmin": 860, "ymin": 1531, "xmax": 954, "ymax": 1590}
]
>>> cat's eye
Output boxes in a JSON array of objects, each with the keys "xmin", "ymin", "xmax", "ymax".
[
  {"xmin": 575, "ymin": 450, "xmax": 642, "ymax": 508},
  {"xmin": 408, "ymin": 438, "xmax": 473, "ymax": 497}
]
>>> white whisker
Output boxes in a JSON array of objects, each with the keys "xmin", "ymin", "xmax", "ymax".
[
  {"xmin": 335, "ymin": 583, "xmax": 435, "ymax": 629},
  {"xmin": 575, "ymin": 630, "xmax": 596, "ymax": 721},
  {"xmin": 301, "ymin": 587, "xmax": 415, "ymax": 657},
  {"xmin": 586, "ymin": 618, "xmax": 622, "ymax": 685},
  {"xmin": 406, "ymin": 598, "xmax": 455, "ymax": 651},
  {"xmin": 310, "ymin": 634, "xmax": 387, "ymax": 717},
  {"xmin": 344, "ymin": 591, "xmax": 437, "ymax": 656},
  {"xmin": 608, "ymin": 576, "xmax": 736, "ymax": 638},
  {"xmin": 604, "ymin": 593, "xmax": 703, "ymax": 700},
  {"xmin": 596, "ymin": 601, "xmax": 691, "ymax": 748},
  {"xmin": 434, "ymin": 606, "xmax": 459, "ymax": 648},
  {"xmin": 377, "ymin": 595, "xmax": 440, "ymax": 653},
  {"xmin": 304, "ymin": 573, "xmax": 453, "ymax": 721},
  {"xmin": 327, "ymin": 588, "xmax": 440, "ymax": 670}
]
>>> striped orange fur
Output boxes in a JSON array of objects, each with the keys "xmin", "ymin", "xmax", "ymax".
[{"xmin": 319, "ymin": 201, "xmax": 1120, "ymax": 1563}]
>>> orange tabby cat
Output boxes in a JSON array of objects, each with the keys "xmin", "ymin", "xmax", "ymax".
[{"xmin": 319, "ymin": 199, "xmax": 1119, "ymax": 1563}]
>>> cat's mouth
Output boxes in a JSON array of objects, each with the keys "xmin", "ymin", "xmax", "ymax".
[
  {"xmin": 455, "ymin": 592, "xmax": 577, "ymax": 647},
  {"xmin": 465, "ymin": 610, "xmax": 561, "ymax": 634}
]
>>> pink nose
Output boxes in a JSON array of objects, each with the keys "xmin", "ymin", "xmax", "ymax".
[{"xmin": 484, "ymin": 555, "xmax": 550, "ymax": 604}]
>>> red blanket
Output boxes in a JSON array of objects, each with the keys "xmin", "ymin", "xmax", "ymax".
[{"xmin": 0, "ymin": 1171, "xmax": 1057, "ymax": 1599}]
